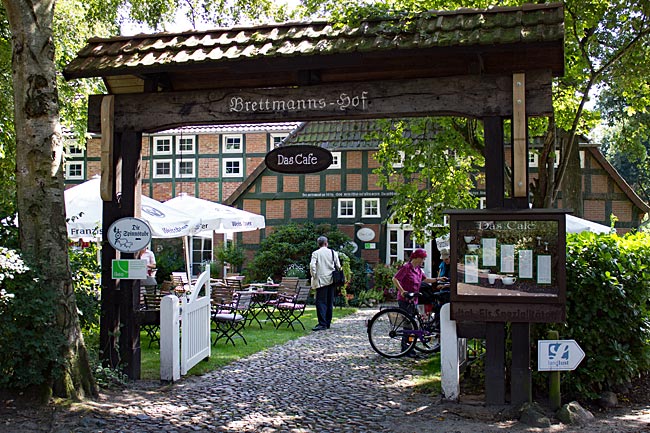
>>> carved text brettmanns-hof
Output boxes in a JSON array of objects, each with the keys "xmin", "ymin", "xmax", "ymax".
[{"xmin": 229, "ymin": 92, "xmax": 369, "ymax": 113}]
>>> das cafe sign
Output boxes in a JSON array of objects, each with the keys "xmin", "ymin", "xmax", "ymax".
[{"xmin": 265, "ymin": 145, "xmax": 332, "ymax": 174}]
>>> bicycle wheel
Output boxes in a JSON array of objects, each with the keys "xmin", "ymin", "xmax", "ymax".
[
  {"xmin": 413, "ymin": 328, "xmax": 440, "ymax": 353},
  {"xmin": 367, "ymin": 308, "xmax": 418, "ymax": 358}
]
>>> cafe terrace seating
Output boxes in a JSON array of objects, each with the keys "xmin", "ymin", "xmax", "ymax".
[
  {"xmin": 273, "ymin": 285, "xmax": 311, "ymax": 331},
  {"xmin": 139, "ymin": 289, "xmax": 167, "ymax": 348},
  {"xmin": 211, "ymin": 292, "xmax": 253, "ymax": 346}
]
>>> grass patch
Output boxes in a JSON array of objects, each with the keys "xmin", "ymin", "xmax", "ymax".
[
  {"xmin": 140, "ymin": 306, "xmax": 356, "ymax": 379},
  {"xmin": 412, "ymin": 352, "xmax": 442, "ymax": 394}
]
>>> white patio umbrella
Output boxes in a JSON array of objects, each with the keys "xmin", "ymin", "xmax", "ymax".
[
  {"xmin": 164, "ymin": 193, "xmax": 265, "ymax": 235},
  {"xmin": 65, "ymin": 177, "xmax": 197, "ymax": 240},
  {"xmin": 566, "ymin": 214, "xmax": 613, "ymax": 234},
  {"xmin": 165, "ymin": 193, "xmax": 265, "ymax": 276}
]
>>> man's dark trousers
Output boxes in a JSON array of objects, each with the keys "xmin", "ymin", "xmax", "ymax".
[{"xmin": 315, "ymin": 283, "xmax": 335, "ymax": 328}]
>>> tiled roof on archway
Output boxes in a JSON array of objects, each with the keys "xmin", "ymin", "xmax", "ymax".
[{"xmin": 64, "ymin": 3, "xmax": 564, "ymax": 95}]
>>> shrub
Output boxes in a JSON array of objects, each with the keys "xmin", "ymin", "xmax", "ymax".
[
  {"xmin": 0, "ymin": 248, "xmax": 65, "ymax": 390},
  {"xmin": 216, "ymin": 243, "xmax": 245, "ymax": 274},
  {"xmin": 69, "ymin": 244, "xmax": 101, "ymax": 334},
  {"xmin": 372, "ymin": 262, "xmax": 401, "ymax": 300},
  {"xmin": 246, "ymin": 222, "xmax": 356, "ymax": 282},
  {"xmin": 533, "ymin": 232, "xmax": 650, "ymax": 400},
  {"xmin": 153, "ymin": 239, "xmax": 185, "ymax": 283}
]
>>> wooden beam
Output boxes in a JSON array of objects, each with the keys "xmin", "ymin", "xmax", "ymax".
[
  {"xmin": 88, "ymin": 71, "xmax": 553, "ymax": 133},
  {"xmin": 512, "ymin": 72, "xmax": 528, "ymax": 198},
  {"xmin": 100, "ymin": 96, "xmax": 114, "ymax": 201},
  {"xmin": 484, "ymin": 117, "xmax": 505, "ymax": 208}
]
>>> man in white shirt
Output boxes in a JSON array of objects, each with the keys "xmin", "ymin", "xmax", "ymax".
[{"xmin": 310, "ymin": 236, "xmax": 340, "ymax": 331}]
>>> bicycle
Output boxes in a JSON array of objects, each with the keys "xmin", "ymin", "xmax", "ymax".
[{"xmin": 367, "ymin": 290, "xmax": 448, "ymax": 358}]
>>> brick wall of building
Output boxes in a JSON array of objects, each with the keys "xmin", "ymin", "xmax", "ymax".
[
  {"xmin": 291, "ymin": 199, "xmax": 308, "ymax": 219},
  {"xmin": 305, "ymin": 175, "xmax": 320, "ymax": 192},
  {"xmin": 201, "ymin": 134, "xmax": 220, "ymax": 154},
  {"xmin": 347, "ymin": 151, "xmax": 362, "ymax": 169},
  {"xmin": 261, "ymin": 176, "xmax": 278, "ymax": 194},
  {"xmin": 314, "ymin": 199, "xmax": 332, "ymax": 218},
  {"xmin": 266, "ymin": 200, "xmax": 284, "ymax": 219},
  {"xmin": 283, "ymin": 176, "xmax": 300, "ymax": 192},
  {"xmin": 584, "ymin": 199, "xmax": 606, "ymax": 221},
  {"xmin": 347, "ymin": 173, "xmax": 362, "ymax": 190},
  {"xmin": 198, "ymin": 181, "xmax": 220, "ymax": 201},
  {"xmin": 246, "ymin": 133, "xmax": 267, "ymax": 153},
  {"xmin": 325, "ymin": 174, "xmax": 341, "ymax": 191}
]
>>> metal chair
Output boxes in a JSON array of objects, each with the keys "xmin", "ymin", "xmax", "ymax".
[
  {"xmin": 211, "ymin": 292, "xmax": 253, "ymax": 346},
  {"xmin": 139, "ymin": 290, "xmax": 165, "ymax": 348},
  {"xmin": 273, "ymin": 285, "xmax": 311, "ymax": 331}
]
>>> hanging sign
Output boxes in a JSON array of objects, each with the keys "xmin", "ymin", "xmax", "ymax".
[
  {"xmin": 107, "ymin": 217, "xmax": 152, "ymax": 253},
  {"xmin": 265, "ymin": 145, "xmax": 332, "ymax": 174}
]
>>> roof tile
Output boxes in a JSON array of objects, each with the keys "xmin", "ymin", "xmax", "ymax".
[{"xmin": 64, "ymin": 3, "xmax": 564, "ymax": 79}]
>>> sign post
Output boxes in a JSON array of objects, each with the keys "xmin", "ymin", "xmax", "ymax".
[{"xmin": 538, "ymin": 339, "xmax": 585, "ymax": 371}]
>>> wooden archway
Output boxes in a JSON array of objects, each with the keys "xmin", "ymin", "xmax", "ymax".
[{"xmin": 65, "ymin": 3, "xmax": 564, "ymax": 404}]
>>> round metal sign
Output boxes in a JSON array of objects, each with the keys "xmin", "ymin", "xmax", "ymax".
[
  {"xmin": 356, "ymin": 227, "xmax": 376, "ymax": 242},
  {"xmin": 265, "ymin": 145, "xmax": 332, "ymax": 174},
  {"xmin": 107, "ymin": 217, "xmax": 152, "ymax": 253}
]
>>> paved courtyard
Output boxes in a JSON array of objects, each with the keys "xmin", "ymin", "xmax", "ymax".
[
  {"xmin": 4, "ymin": 308, "xmax": 650, "ymax": 433},
  {"xmin": 54, "ymin": 309, "xmax": 432, "ymax": 433}
]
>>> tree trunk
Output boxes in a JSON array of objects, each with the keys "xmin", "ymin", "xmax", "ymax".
[
  {"xmin": 4, "ymin": 0, "xmax": 97, "ymax": 399},
  {"xmin": 560, "ymin": 131, "xmax": 584, "ymax": 217}
]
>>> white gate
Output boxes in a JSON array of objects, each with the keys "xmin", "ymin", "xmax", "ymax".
[
  {"xmin": 181, "ymin": 269, "xmax": 211, "ymax": 375},
  {"xmin": 161, "ymin": 269, "xmax": 211, "ymax": 381}
]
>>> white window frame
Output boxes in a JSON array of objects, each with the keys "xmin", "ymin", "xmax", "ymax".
[
  {"xmin": 223, "ymin": 134, "xmax": 243, "ymax": 153},
  {"xmin": 329, "ymin": 152, "xmax": 341, "ymax": 169},
  {"xmin": 579, "ymin": 150, "xmax": 585, "ymax": 168},
  {"xmin": 362, "ymin": 198, "xmax": 380, "ymax": 218},
  {"xmin": 176, "ymin": 136, "xmax": 195, "ymax": 155},
  {"xmin": 392, "ymin": 151, "xmax": 405, "ymax": 168},
  {"xmin": 153, "ymin": 159, "xmax": 172, "ymax": 178},
  {"xmin": 68, "ymin": 143, "xmax": 83, "ymax": 156},
  {"xmin": 270, "ymin": 133, "xmax": 287, "ymax": 149},
  {"xmin": 479, "ymin": 197, "xmax": 487, "ymax": 209},
  {"xmin": 65, "ymin": 161, "xmax": 84, "ymax": 180},
  {"xmin": 222, "ymin": 158, "xmax": 243, "ymax": 177},
  {"xmin": 528, "ymin": 152, "xmax": 539, "ymax": 167},
  {"xmin": 338, "ymin": 198, "xmax": 355, "ymax": 218},
  {"xmin": 176, "ymin": 159, "xmax": 195, "ymax": 178},
  {"xmin": 154, "ymin": 136, "xmax": 173, "ymax": 155}
]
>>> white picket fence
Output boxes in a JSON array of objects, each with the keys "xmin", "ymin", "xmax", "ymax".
[{"xmin": 160, "ymin": 269, "xmax": 212, "ymax": 382}]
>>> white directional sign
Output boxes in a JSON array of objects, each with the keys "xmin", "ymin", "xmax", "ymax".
[{"xmin": 538, "ymin": 339, "xmax": 585, "ymax": 371}]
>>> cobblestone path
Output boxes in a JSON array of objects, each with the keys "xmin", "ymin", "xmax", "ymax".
[{"xmin": 51, "ymin": 309, "xmax": 430, "ymax": 432}]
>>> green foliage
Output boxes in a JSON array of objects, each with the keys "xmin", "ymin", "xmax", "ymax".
[
  {"xmin": 0, "ymin": 249, "xmax": 65, "ymax": 389},
  {"xmin": 371, "ymin": 117, "xmax": 482, "ymax": 244},
  {"xmin": 216, "ymin": 242, "xmax": 245, "ymax": 273},
  {"xmin": 153, "ymin": 239, "xmax": 185, "ymax": 283},
  {"xmin": 352, "ymin": 288, "xmax": 385, "ymax": 307},
  {"xmin": 246, "ymin": 222, "xmax": 354, "ymax": 282},
  {"xmin": 372, "ymin": 262, "xmax": 401, "ymax": 300},
  {"xmin": 283, "ymin": 263, "xmax": 308, "ymax": 278},
  {"xmin": 533, "ymin": 232, "xmax": 650, "ymax": 400},
  {"xmin": 69, "ymin": 244, "xmax": 101, "ymax": 333}
]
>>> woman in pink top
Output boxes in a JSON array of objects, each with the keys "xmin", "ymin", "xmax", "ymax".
[{"xmin": 392, "ymin": 248, "xmax": 438, "ymax": 357}]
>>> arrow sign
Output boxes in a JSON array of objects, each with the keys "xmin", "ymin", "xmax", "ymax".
[{"xmin": 538, "ymin": 340, "xmax": 585, "ymax": 371}]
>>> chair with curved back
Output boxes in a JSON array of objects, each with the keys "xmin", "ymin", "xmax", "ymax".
[
  {"xmin": 273, "ymin": 285, "xmax": 311, "ymax": 331},
  {"xmin": 211, "ymin": 292, "xmax": 253, "ymax": 346}
]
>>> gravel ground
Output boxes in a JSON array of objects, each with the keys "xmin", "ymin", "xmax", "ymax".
[{"xmin": 1, "ymin": 309, "xmax": 649, "ymax": 433}]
